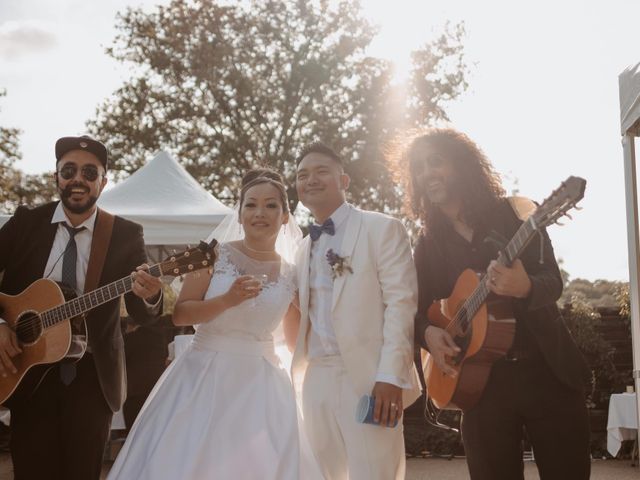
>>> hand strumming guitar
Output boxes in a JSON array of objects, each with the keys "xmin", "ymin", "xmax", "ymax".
[{"xmin": 424, "ymin": 325, "xmax": 460, "ymax": 378}]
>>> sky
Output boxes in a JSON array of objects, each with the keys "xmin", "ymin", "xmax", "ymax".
[{"xmin": 0, "ymin": 0, "xmax": 638, "ymax": 281}]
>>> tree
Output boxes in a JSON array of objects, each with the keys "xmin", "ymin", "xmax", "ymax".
[
  {"xmin": 559, "ymin": 277, "xmax": 627, "ymax": 309},
  {"xmin": 0, "ymin": 89, "xmax": 23, "ymax": 213},
  {"xmin": 0, "ymin": 89, "xmax": 57, "ymax": 214},
  {"xmin": 88, "ymin": 0, "xmax": 468, "ymax": 213}
]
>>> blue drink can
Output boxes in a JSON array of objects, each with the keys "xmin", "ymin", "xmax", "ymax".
[{"xmin": 356, "ymin": 395, "xmax": 398, "ymax": 428}]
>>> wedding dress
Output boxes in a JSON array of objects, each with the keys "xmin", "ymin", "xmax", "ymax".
[{"xmin": 107, "ymin": 243, "xmax": 303, "ymax": 479}]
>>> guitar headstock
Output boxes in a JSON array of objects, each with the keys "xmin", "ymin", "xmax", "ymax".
[
  {"xmin": 159, "ymin": 239, "xmax": 218, "ymax": 277},
  {"xmin": 532, "ymin": 176, "xmax": 586, "ymax": 228}
]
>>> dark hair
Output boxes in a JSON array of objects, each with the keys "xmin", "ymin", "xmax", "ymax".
[
  {"xmin": 295, "ymin": 141, "xmax": 343, "ymax": 167},
  {"xmin": 390, "ymin": 127, "xmax": 505, "ymax": 230},
  {"xmin": 239, "ymin": 168, "xmax": 289, "ymax": 217},
  {"xmin": 241, "ymin": 168, "xmax": 283, "ymax": 187}
]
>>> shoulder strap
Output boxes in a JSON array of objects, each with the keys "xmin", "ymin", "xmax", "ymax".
[{"xmin": 84, "ymin": 209, "xmax": 115, "ymax": 293}]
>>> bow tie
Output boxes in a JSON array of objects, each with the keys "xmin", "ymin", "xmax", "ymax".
[{"xmin": 309, "ymin": 218, "xmax": 335, "ymax": 241}]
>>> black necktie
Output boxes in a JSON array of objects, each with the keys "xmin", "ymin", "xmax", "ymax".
[
  {"xmin": 61, "ymin": 224, "xmax": 85, "ymax": 292},
  {"xmin": 309, "ymin": 218, "xmax": 336, "ymax": 241},
  {"xmin": 60, "ymin": 223, "xmax": 85, "ymax": 386}
]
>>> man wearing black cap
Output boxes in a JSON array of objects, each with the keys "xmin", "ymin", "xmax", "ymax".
[{"xmin": 0, "ymin": 135, "xmax": 163, "ymax": 479}]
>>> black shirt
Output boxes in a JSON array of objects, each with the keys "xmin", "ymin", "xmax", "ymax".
[{"xmin": 413, "ymin": 198, "xmax": 563, "ymax": 356}]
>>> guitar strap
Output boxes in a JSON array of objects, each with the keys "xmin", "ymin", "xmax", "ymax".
[{"xmin": 84, "ymin": 209, "xmax": 115, "ymax": 293}]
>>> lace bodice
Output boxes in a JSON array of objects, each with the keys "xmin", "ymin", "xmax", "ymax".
[{"xmin": 194, "ymin": 243, "xmax": 296, "ymax": 342}]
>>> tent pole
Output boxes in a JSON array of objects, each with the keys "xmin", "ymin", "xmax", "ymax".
[{"xmin": 622, "ymin": 133, "xmax": 640, "ymax": 456}]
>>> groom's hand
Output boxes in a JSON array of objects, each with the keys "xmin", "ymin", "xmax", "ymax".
[{"xmin": 371, "ymin": 382, "xmax": 402, "ymax": 427}]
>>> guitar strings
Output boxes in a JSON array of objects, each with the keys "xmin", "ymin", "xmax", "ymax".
[
  {"xmin": 14, "ymin": 263, "xmax": 168, "ymax": 334},
  {"xmin": 15, "ymin": 251, "xmax": 207, "ymax": 333}
]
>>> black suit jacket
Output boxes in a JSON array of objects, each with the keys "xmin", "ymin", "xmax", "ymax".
[
  {"xmin": 0, "ymin": 201, "xmax": 161, "ymax": 412},
  {"xmin": 414, "ymin": 199, "xmax": 590, "ymax": 392}
]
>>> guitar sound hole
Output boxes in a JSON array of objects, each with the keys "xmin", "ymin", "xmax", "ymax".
[{"xmin": 15, "ymin": 311, "xmax": 43, "ymax": 345}]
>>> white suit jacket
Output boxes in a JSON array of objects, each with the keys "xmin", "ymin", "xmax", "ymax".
[{"xmin": 291, "ymin": 207, "xmax": 421, "ymax": 407}]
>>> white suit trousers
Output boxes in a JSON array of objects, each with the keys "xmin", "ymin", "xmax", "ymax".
[{"xmin": 302, "ymin": 356, "xmax": 406, "ymax": 480}]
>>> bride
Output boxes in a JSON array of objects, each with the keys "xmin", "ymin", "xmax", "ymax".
[{"xmin": 108, "ymin": 169, "xmax": 310, "ymax": 479}]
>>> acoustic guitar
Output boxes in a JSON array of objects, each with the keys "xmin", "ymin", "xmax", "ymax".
[
  {"xmin": 424, "ymin": 176, "xmax": 586, "ymax": 411},
  {"xmin": 0, "ymin": 239, "xmax": 217, "ymax": 407}
]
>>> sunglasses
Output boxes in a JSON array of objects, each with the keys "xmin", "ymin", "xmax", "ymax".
[{"xmin": 57, "ymin": 164, "xmax": 103, "ymax": 182}]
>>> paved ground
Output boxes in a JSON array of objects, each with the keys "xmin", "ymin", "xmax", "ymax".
[
  {"xmin": 0, "ymin": 452, "xmax": 636, "ymax": 478},
  {"xmin": 406, "ymin": 457, "xmax": 639, "ymax": 480}
]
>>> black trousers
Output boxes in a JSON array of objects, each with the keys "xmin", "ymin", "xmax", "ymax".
[
  {"xmin": 461, "ymin": 357, "xmax": 590, "ymax": 480},
  {"xmin": 10, "ymin": 353, "xmax": 113, "ymax": 480}
]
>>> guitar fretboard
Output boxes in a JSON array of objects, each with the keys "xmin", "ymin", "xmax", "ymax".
[
  {"xmin": 454, "ymin": 217, "xmax": 537, "ymax": 329},
  {"xmin": 40, "ymin": 264, "xmax": 163, "ymax": 328}
]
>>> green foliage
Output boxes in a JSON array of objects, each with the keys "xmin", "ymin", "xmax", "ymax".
[
  {"xmin": 0, "ymin": 88, "xmax": 23, "ymax": 213},
  {"xmin": 0, "ymin": 89, "xmax": 58, "ymax": 213},
  {"xmin": 559, "ymin": 278, "xmax": 627, "ymax": 309},
  {"xmin": 563, "ymin": 298, "xmax": 624, "ymax": 408},
  {"xmin": 0, "ymin": 90, "xmax": 21, "ymax": 167},
  {"xmin": 614, "ymin": 283, "xmax": 630, "ymax": 321},
  {"xmin": 88, "ymin": 0, "xmax": 469, "ymax": 215},
  {"xmin": 3, "ymin": 172, "xmax": 58, "ymax": 213},
  {"xmin": 161, "ymin": 283, "xmax": 177, "ymax": 314}
]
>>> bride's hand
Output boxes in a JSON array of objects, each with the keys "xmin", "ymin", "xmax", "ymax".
[{"xmin": 224, "ymin": 276, "xmax": 262, "ymax": 307}]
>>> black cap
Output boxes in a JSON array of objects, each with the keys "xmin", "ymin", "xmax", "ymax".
[{"xmin": 55, "ymin": 135, "xmax": 108, "ymax": 170}]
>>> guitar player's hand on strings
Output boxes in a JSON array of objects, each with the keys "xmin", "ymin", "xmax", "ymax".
[
  {"xmin": 424, "ymin": 326, "xmax": 460, "ymax": 378},
  {"xmin": 0, "ymin": 322, "xmax": 21, "ymax": 377},
  {"xmin": 131, "ymin": 264, "xmax": 163, "ymax": 302}
]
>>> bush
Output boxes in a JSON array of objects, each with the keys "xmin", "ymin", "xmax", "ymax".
[{"xmin": 563, "ymin": 297, "xmax": 625, "ymax": 408}]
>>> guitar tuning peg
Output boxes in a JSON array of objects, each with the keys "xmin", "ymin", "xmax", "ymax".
[
  {"xmin": 555, "ymin": 220, "xmax": 565, "ymax": 226},
  {"xmin": 564, "ymin": 213, "xmax": 573, "ymax": 220}
]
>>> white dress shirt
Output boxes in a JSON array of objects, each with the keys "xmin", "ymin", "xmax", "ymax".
[
  {"xmin": 307, "ymin": 202, "xmax": 351, "ymax": 359},
  {"xmin": 44, "ymin": 203, "xmax": 97, "ymax": 295}
]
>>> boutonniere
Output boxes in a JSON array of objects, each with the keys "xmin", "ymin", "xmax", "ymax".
[{"xmin": 326, "ymin": 248, "xmax": 353, "ymax": 279}]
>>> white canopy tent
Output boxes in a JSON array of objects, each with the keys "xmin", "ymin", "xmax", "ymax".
[
  {"xmin": 97, "ymin": 150, "xmax": 232, "ymax": 245},
  {"xmin": 0, "ymin": 150, "xmax": 233, "ymax": 255},
  {"xmin": 619, "ymin": 62, "xmax": 640, "ymax": 443}
]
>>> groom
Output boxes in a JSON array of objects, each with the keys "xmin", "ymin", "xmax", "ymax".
[{"xmin": 291, "ymin": 142, "xmax": 421, "ymax": 479}]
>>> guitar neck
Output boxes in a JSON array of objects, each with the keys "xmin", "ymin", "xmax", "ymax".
[
  {"xmin": 39, "ymin": 264, "xmax": 163, "ymax": 329},
  {"xmin": 460, "ymin": 217, "xmax": 538, "ymax": 323}
]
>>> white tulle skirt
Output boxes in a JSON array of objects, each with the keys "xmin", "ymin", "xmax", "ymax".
[{"xmin": 107, "ymin": 338, "xmax": 300, "ymax": 480}]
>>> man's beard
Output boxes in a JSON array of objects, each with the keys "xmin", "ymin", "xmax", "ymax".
[{"xmin": 59, "ymin": 183, "xmax": 99, "ymax": 214}]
